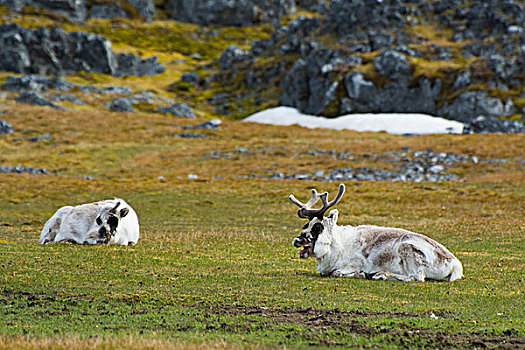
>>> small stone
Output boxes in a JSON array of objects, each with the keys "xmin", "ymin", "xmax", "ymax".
[{"xmin": 109, "ymin": 98, "xmax": 135, "ymax": 113}]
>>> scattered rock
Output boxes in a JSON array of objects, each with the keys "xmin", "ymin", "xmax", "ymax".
[
  {"xmin": 158, "ymin": 103, "xmax": 196, "ymax": 119},
  {"xmin": 6, "ymin": 0, "xmax": 88, "ymax": 22},
  {"xmin": 1, "ymin": 75, "xmax": 72, "ymax": 92},
  {"xmin": 488, "ymin": 54, "xmax": 517, "ymax": 82},
  {"xmin": 322, "ymin": 0, "xmax": 407, "ymax": 38},
  {"xmin": 12, "ymin": 135, "xmax": 53, "ymax": 142},
  {"xmin": 172, "ymin": 133, "xmax": 207, "ymax": 138},
  {"xmin": 109, "ymin": 98, "xmax": 135, "ymax": 113},
  {"xmin": 373, "ymin": 50, "xmax": 411, "ymax": 81},
  {"xmin": 50, "ymin": 94, "xmax": 87, "ymax": 105},
  {"xmin": 15, "ymin": 91, "xmax": 64, "ymax": 110},
  {"xmin": 181, "ymin": 72, "xmax": 199, "ymax": 84},
  {"xmin": 89, "ymin": 4, "xmax": 128, "ymax": 20},
  {"xmin": 224, "ymin": 146, "xmax": 524, "ymax": 182},
  {"xmin": 439, "ymin": 91, "xmax": 525, "ymax": 133},
  {"xmin": 115, "ymin": 54, "xmax": 165, "ymax": 77},
  {"xmin": 0, "ymin": 120, "xmax": 14, "ymax": 135},
  {"xmin": 217, "ymin": 45, "xmax": 252, "ymax": 70},
  {"xmin": 89, "ymin": 0, "xmax": 156, "ymax": 22},
  {"xmin": 0, "ymin": 165, "xmax": 47, "ymax": 175},
  {"xmin": 99, "ymin": 86, "xmax": 133, "ymax": 95},
  {"xmin": 183, "ymin": 119, "xmax": 221, "ymax": 130}
]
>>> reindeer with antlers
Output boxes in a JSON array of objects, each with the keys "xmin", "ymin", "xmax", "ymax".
[
  {"xmin": 289, "ymin": 184, "xmax": 463, "ymax": 282},
  {"xmin": 40, "ymin": 199, "xmax": 140, "ymax": 246}
]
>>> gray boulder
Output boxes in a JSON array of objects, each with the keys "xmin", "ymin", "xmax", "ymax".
[
  {"xmin": 0, "ymin": 165, "xmax": 47, "ymax": 175},
  {"xmin": 1, "ymin": 75, "xmax": 72, "ymax": 92},
  {"xmin": 181, "ymin": 72, "xmax": 199, "ymax": 84},
  {"xmin": 0, "ymin": 120, "xmax": 14, "ymax": 135},
  {"xmin": 110, "ymin": 98, "xmax": 135, "ymax": 113},
  {"xmin": 217, "ymin": 45, "xmax": 252, "ymax": 70},
  {"xmin": 343, "ymin": 72, "xmax": 378, "ymax": 112},
  {"xmin": 374, "ymin": 50, "xmax": 411, "ymax": 81},
  {"xmin": 0, "ymin": 24, "xmax": 116, "ymax": 75},
  {"xmin": 89, "ymin": 4, "xmax": 128, "ymax": 20},
  {"xmin": 343, "ymin": 72, "xmax": 441, "ymax": 114},
  {"xmin": 251, "ymin": 16, "xmax": 320, "ymax": 56},
  {"xmin": 323, "ymin": 0, "xmax": 407, "ymax": 37},
  {"xmin": 158, "ymin": 103, "xmax": 196, "ymax": 119},
  {"xmin": 115, "ymin": 54, "xmax": 166, "ymax": 77},
  {"xmin": 439, "ymin": 0, "xmax": 524, "ymax": 38},
  {"xmin": 15, "ymin": 91, "xmax": 64, "ymax": 110},
  {"xmin": 166, "ymin": 0, "xmax": 295, "ymax": 27},
  {"xmin": 0, "ymin": 26, "xmax": 31, "ymax": 74},
  {"xmin": 15, "ymin": 0, "xmax": 87, "ymax": 22},
  {"xmin": 488, "ymin": 54, "xmax": 517, "ymax": 82},
  {"xmin": 183, "ymin": 119, "xmax": 221, "ymax": 130},
  {"xmin": 453, "ymin": 71, "xmax": 471, "ymax": 91},
  {"xmin": 125, "ymin": 0, "xmax": 156, "ymax": 22},
  {"xmin": 463, "ymin": 115, "xmax": 525, "ymax": 134},
  {"xmin": 297, "ymin": 0, "xmax": 328, "ymax": 14},
  {"xmin": 280, "ymin": 49, "xmax": 353, "ymax": 115},
  {"xmin": 439, "ymin": 91, "xmax": 505, "ymax": 123},
  {"xmin": 437, "ymin": 91, "xmax": 525, "ymax": 133},
  {"xmin": 89, "ymin": 0, "xmax": 155, "ymax": 22},
  {"xmin": 281, "ymin": 47, "xmax": 440, "ymax": 116}
]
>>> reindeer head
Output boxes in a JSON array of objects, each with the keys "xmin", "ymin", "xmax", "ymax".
[
  {"xmin": 95, "ymin": 201, "xmax": 129, "ymax": 243},
  {"xmin": 289, "ymin": 184, "xmax": 345, "ymax": 258}
]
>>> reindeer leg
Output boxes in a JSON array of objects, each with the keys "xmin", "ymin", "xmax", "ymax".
[
  {"xmin": 331, "ymin": 267, "xmax": 364, "ymax": 278},
  {"xmin": 372, "ymin": 270, "xmax": 415, "ymax": 282}
]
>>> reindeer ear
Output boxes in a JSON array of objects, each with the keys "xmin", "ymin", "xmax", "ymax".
[
  {"xmin": 119, "ymin": 207, "xmax": 129, "ymax": 218},
  {"xmin": 327, "ymin": 209, "xmax": 339, "ymax": 221}
]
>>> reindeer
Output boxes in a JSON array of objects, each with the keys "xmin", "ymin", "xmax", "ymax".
[
  {"xmin": 40, "ymin": 199, "xmax": 140, "ymax": 246},
  {"xmin": 289, "ymin": 184, "xmax": 463, "ymax": 282}
]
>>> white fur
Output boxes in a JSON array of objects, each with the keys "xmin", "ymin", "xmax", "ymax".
[
  {"xmin": 296, "ymin": 210, "xmax": 463, "ymax": 282},
  {"xmin": 40, "ymin": 198, "xmax": 139, "ymax": 246}
]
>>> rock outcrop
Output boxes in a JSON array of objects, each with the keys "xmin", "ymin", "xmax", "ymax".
[
  {"xmin": 0, "ymin": 24, "xmax": 165, "ymax": 76},
  {"xmin": 0, "ymin": 0, "xmax": 155, "ymax": 22},
  {"xmin": 212, "ymin": 0, "xmax": 525, "ymax": 133}
]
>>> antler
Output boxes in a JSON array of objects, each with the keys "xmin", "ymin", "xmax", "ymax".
[
  {"xmin": 288, "ymin": 184, "xmax": 346, "ymax": 219},
  {"xmin": 109, "ymin": 201, "xmax": 120, "ymax": 214}
]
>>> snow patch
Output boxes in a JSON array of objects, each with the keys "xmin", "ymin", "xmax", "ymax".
[{"xmin": 244, "ymin": 107, "xmax": 464, "ymax": 135}]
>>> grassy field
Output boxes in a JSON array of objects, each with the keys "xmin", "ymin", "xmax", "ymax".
[{"xmin": 0, "ymin": 102, "xmax": 524, "ymax": 349}]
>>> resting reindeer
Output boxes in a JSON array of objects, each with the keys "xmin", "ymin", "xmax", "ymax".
[
  {"xmin": 289, "ymin": 184, "xmax": 463, "ymax": 282},
  {"xmin": 40, "ymin": 199, "xmax": 140, "ymax": 246}
]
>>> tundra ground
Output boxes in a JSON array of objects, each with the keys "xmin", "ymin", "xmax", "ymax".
[{"xmin": 0, "ymin": 102, "xmax": 524, "ymax": 349}]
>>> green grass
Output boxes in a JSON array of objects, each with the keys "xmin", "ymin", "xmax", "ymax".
[{"xmin": 1, "ymin": 171, "xmax": 524, "ymax": 348}]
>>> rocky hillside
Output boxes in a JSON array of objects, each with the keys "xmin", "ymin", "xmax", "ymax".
[{"xmin": 0, "ymin": 0, "xmax": 524, "ymax": 133}]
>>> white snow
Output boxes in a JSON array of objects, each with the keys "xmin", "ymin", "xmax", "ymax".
[{"xmin": 244, "ymin": 106, "xmax": 464, "ymax": 135}]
